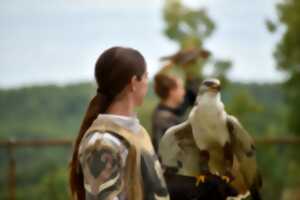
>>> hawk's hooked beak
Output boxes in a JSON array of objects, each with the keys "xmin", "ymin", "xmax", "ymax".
[{"xmin": 208, "ymin": 84, "xmax": 221, "ymax": 92}]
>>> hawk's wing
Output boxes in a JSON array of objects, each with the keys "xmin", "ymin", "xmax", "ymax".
[
  {"xmin": 227, "ymin": 115, "xmax": 263, "ymax": 200},
  {"xmin": 159, "ymin": 121, "xmax": 201, "ymax": 176}
]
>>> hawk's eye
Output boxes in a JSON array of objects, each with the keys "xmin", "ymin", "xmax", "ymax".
[{"xmin": 204, "ymin": 81, "xmax": 215, "ymax": 87}]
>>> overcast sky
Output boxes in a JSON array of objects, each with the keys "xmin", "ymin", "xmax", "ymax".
[{"xmin": 0, "ymin": 0, "xmax": 285, "ymax": 88}]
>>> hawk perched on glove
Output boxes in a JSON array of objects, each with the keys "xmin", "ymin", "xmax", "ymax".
[{"xmin": 159, "ymin": 78, "xmax": 262, "ymax": 200}]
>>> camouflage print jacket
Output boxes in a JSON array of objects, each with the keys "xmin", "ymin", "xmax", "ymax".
[{"xmin": 78, "ymin": 114, "xmax": 170, "ymax": 200}]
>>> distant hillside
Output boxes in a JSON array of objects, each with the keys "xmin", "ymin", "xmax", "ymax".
[{"xmin": 0, "ymin": 81, "xmax": 286, "ymax": 140}]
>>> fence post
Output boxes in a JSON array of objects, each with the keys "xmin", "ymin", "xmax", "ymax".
[{"xmin": 8, "ymin": 140, "xmax": 16, "ymax": 200}]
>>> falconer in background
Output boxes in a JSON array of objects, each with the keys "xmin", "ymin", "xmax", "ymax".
[{"xmin": 151, "ymin": 47, "xmax": 210, "ymax": 152}]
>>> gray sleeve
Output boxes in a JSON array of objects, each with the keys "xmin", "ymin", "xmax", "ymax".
[
  {"xmin": 78, "ymin": 132, "xmax": 128, "ymax": 200},
  {"xmin": 152, "ymin": 111, "xmax": 180, "ymax": 152}
]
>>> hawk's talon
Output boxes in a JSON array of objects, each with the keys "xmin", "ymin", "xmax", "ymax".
[
  {"xmin": 195, "ymin": 175, "xmax": 206, "ymax": 186},
  {"xmin": 221, "ymin": 175, "xmax": 230, "ymax": 183},
  {"xmin": 212, "ymin": 172, "xmax": 220, "ymax": 176}
]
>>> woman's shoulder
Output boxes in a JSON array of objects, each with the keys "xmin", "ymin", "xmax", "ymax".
[
  {"xmin": 78, "ymin": 131, "xmax": 129, "ymax": 197},
  {"xmin": 89, "ymin": 131, "xmax": 127, "ymax": 145},
  {"xmin": 79, "ymin": 131, "xmax": 129, "ymax": 162}
]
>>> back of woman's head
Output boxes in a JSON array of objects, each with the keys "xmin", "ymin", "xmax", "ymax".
[
  {"xmin": 95, "ymin": 47, "xmax": 146, "ymax": 104},
  {"xmin": 69, "ymin": 46, "xmax": 146, "ymax": 200},
  {"xmin": 154, "ymin": 73, "xmax": 178, "ymax": 100}
]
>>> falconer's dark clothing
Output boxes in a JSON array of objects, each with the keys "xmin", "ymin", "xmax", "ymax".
[{"xmin": 151, "ymin": 78, "xmax": 199, "ymax": 152}]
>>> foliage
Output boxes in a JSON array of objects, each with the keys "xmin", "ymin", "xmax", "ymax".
[
  {"xmin": 270, "ymin": 0, "xmax": 300, "ymax": 136},
  {"xmin": 162, "ymin": 0, "xmax": 231, "ymax": 81},
  {"xmin": 163, "ymin": 0, "xmax": 215, "ymax": 48}
]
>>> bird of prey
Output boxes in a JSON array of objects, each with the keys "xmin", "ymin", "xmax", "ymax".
[
  {"xmin": 159, "ymin": 78, "xmax": 262, "ymax": 200},
  {"xmin": 160, "ymin": 48, "xmax": 210, "ymax": 66}
]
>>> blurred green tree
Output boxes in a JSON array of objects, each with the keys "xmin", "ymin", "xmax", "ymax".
[
  {"xmin": 269, "ymin": 0, "xmax": 300, "ymax": 136},
  {"xmin": 162, "ymin": 0, "xmax": 231, "ymax": 82},
  {"xmin": 163, "ymin": 0, "xmax": 214, "ymax": 48},
  {"xmin": 226, "ymin": 88, "xmax": 263, "ymax": 129},
  {"xmin": 267, "ymin": 0, "xmax": 300, "ymax": 194}
]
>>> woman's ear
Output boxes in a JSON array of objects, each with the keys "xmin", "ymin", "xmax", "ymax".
[{"xmin": 129, "ymin": 75, "xmax": 138, "ymax": 92}]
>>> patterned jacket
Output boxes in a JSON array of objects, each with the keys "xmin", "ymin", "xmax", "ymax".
[{"xmin": 78, "ymin": 114, "xmax": 170, "ymax": 200}]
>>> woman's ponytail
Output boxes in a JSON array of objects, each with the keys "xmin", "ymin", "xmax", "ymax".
[
  {"xmin": 69, "ymin": 46, "xmax": 146, "ymax": 200},
  {"xmin": 69, "ymin": 92, "xmax": 113, "ymax": 200}
]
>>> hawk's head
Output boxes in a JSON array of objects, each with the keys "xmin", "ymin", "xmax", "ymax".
[{"xmin": 198, "ymin": 78, "xmax": 221, "ymax": 96}]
